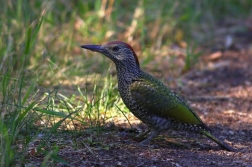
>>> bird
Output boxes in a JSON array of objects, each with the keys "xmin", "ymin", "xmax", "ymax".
[{"xmin": 81, "ymin": 41, "xmax": 235, "ymax": 152}]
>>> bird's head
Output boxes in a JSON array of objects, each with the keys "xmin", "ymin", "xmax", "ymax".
[{"xmin": 81, "ymin": 41, "xmax": 140, "ymax": 68}]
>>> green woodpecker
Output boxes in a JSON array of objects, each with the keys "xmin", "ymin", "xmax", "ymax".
[{"xmin": 81, "ymin": 41, "xmax": 235, "ymax": 151}]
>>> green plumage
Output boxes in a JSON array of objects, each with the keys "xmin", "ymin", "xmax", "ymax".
[
  {"xmin": 81, "ymin": 41, "xmax": 236, "ymax": 152},
  {"xmin": 130, "ymin": 72, "xmax": 203, "ymax": 125}
]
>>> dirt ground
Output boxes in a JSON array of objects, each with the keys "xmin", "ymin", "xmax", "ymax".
[{"xmin": 28, "ymin": 43, "xmax": 252, "ymax": 166}]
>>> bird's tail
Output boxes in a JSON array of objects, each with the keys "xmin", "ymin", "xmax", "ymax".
[{"xmin": 200, "ymin": 129, "xmax": 236, "ymax": 152}]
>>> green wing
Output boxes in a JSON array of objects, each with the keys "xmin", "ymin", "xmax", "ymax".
[{"xmin": 130, "ymin": 74, "xmax": 203, "ymax": 126}]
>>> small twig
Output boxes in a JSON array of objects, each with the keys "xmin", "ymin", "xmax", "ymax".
[
  {"xmin": 114, "ymin": 104, "xmax": 133, "ymax": 129},
  {"xmin": 188, "ymin": 96, "xmax": 232, "ymax": 102},
  {"xmin": 82, "ymin": 141, "xmax": 99, "ymax": 160}
]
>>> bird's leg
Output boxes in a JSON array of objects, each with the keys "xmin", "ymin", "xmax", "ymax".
[
  {"xmin": 140, "ymin": 129, "xmax": 159, "ymax": 145},
  {"xmin": 136, "ymin": 129, "xmax": 151, "ymax": 140}
]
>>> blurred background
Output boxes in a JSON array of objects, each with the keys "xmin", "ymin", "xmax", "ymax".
[
  {"xmin": 2, "ymin": 0, "xmax": 252, "ymax": 77},
  {"xmin": 0, "ymin": 0, "xmax": 252, "ymax": 166}
]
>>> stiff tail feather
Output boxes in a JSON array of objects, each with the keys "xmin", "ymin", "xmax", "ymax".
[{"xmin": 200, "ymin": 129, "xmax": 236, "ymax": 152}]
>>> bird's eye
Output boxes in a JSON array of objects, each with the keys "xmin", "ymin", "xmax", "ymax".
[{"xmin": 112, "ymin": 46, "xmax": 119, "ymax": 52}]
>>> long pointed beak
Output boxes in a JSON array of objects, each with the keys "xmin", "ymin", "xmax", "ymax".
[{"xmin": 81, "ymin": 44, "xmax": 103, "ymax": 53}]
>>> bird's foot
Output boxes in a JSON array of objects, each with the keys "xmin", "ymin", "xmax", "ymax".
[
  {"xmin": 139, "ymin": 138, "xmax": 151, "ymax": 146},
  {"xmin": 134, "ymin": 129, "xmax": 151, "ymax": 142},
  {"xmin": 138, "ymin": 130, "xmax": 160, "ymax": 146}
]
